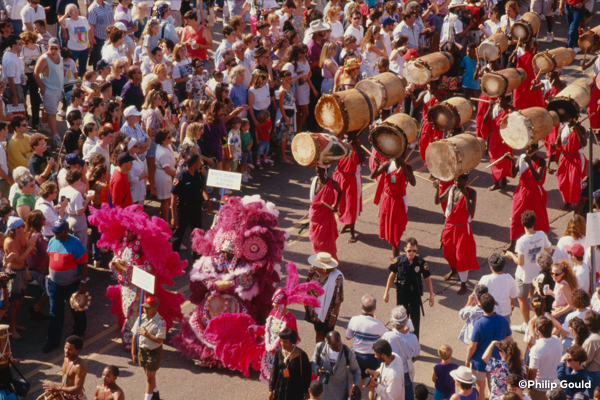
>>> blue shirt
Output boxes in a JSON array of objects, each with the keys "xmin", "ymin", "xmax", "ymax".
[
  {"xmin": 87, "ymin": 0, "xmax": 114, "ymax": 40},
  {"xmin": 461, "ymin": 56, "xmax": 480, "ymax": 90},
  {"xmin": 230, "ymin": 82, "xmax": 247, "ymax": 110},
  {"xmin": 470, "ymin": 314, "xmax": 511, "ymax": 372},
  {"xmin": 121, "ymin": 123, "xmax": 149, "ymax": 160}
]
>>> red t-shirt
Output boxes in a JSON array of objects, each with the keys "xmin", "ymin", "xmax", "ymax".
[
  {"xmin": 182, "ymin": 25, "xmax": 208, "ymax": 61},
  {"xmin": 256, "ymin": 120, "xmax": 272, "ymax": 142},
  {"xmin": 110, "ymin": 169, "xmax": 133, "ymax": 208}
]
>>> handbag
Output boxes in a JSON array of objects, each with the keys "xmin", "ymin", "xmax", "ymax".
[
  {"xmin": 394, "ymin": 335, "xmax": 415, "ymax": 382},
  {"xmin": 9, "ymin": 360, "xmax": 30, "ymax": 397}
]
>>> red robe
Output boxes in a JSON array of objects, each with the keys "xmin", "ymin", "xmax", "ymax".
[
  {"xmin": 544, "ymin": 84, "xmax": 562, "ymax": 159},
  {"xmin": 590, "ymin": 81, "xmax": 600, "ymax": 130},
  {"xmin": 439, "ymin": 179, "xmax": 453, "ymax": 213},
  {"xmin": 333, "ymin": 145, "xmax": 363, "ymax": 225},
  {"xmin": 557, "ymin": 127, "xmax": 588, "ymax": 204},
  {"xmin": 510, "ymin": 156, "xmax": 550, "ymax": 240},
  {"xmin": 514, "ymin": 47, "xmax": 544, "ymax": 110},
  {"xmin": 419, "ymin": 94, "xmax": 443, "ymax": 163},
  {"xmin": 379, "ymin": 165, "xmax": 408, "ymax": 247},
  {"xmin": 488, "ymin": 107, "xmax": 513, "ymax": 182},
  {"xmin": 369, "ymin": 147, "xmax": 387, "ymax": 206},
  {"xmin": 309, "ymin": 179, "xmax": 339, "ymax": 261},
  {"xmin": 442, "ymin": 186, "xmax": 480, "ymax": 272},
  {"xmin": 475, "ymin": 93, "xmax": 493, "ymax": 141}
]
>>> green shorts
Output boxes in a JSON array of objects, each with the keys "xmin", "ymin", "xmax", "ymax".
[{"xmin": 139, "ymin": 345, "xmax": 163, "ymax": 371}]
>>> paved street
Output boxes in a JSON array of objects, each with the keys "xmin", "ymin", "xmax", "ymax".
[{"xmin": 14, "ymin": 7, "xmax": 600, "ymax": 400}]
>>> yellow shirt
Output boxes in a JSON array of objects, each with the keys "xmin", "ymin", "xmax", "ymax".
[{"xmin": 7, "ymin": 134, "xmax": 31, "ymax": 172}]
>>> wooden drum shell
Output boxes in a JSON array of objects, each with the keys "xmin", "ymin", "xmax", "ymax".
[
  {"xmin": 315, "ymin": 89, "xmax": 378, "ymax": 135},
  {"xmin": 0, "ymin": 325, "xmax": 9, "ymax": 367},
  {"xmin": 547, "ymin": 80, "xmax": 591, "ymax": 122},
  {"xmin": 291, "ymin": 132, "xmax": 352, "ymax": 166},
  {"xmin": 481, "ymin": 68, "xmax": 526, "ymax": 98},
  {"xmin": 578, "ymin": 25, "xmax": 600, "ymax": 53},
  {"xmin": 478, "ymin": 33, "xmax": 509, "ymax": 62},
  {"xmin": 425, "ymin": 134, "xmax": 484, "ymax": 181},
  {"xmin": 532, "ymin": 48, "xmax": 576, "ymax": 73},
  {"xmin": 404, "ymin": 52, "xmax": 454, "ymax": 86},
  {"xmin": 499, "ymin": 108, "xmax": 560, "ymax": 150},
  {"xmin": 369, "ymin": 113, "xmax": 419, "ymax": 159},
  {"xmin": 510, "ymin": 12, "xmax": 542, "ymax": 41},
  {"xmin": 427, "ymin": 97, "xmax": 474, "ymax": 131},
  {"xmin": 355, "ymin": 72, "xmax": 406, "ymax": 111}
]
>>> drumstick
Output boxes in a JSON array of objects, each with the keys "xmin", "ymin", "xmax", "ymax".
[
  {"xmin": 466, "ymin": 176, "xmax": 479, "ymax": 187},
  {"xmin": 322, "ymin": 201, "xmax": 334, "ymax": 211},
  {"xmin": 360, "ymin": 144, "xmax": 373, "ymax": 155},
  {"xmin": 470, "ymin": 98, "xmax": 493, "ymax": 104},
  {"xmin": 415, "ymin": 173, "xmax": 435, "ymax": 183},
  {"xmin": 486, "ymin": 152, "xmax": 513, "ymax": 169},
  {"xmin": 583, "ymin": 49, "xmax": 588, "ymax": 67}
]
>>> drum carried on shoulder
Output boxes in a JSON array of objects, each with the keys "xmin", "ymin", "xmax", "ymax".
[
  {"xmin": 369, "ymin": 113, "xmax": 419, "ymax": 159},
  {"xmin": 547, "ymin": 78, "xmax": 591, "ymax": 122},
  {"xmin": 510, "ymin": 12, "xmax": 541, "ymax": 42},
  {"xmin": 37, "ymin": 392, "xmax": 65, "ymax": 400},
  {"xmin": 478, "ymin": 33, "xmax": 509, "ymax": 62},
  {"xmin": 355, "ymin": 72, "xmax": 406, "ymax": 112},
  {"xmin": 315, "ymin": 89, "xmax": 377, "ymax": 135},
  {"xmin": 427, "ymin": 97, "xmax": 474, "ymax": 131},
  {"xmin": 425, "ymin": 134, "xmax": 486, "ymax": 181},
  {"xmin": 0, "ymin": 325, "xmax": 10, "ymax": 367},
  {"xmin": 404, "ymin": 52, "xmax": 454, "ymax": 86},
  {"xmin": 532, "ymin": 48, "xmax": 576, "ymax": 74},
  {"xmin": 500, "ymin": 107, "xmax": 560, "ymax": 150},
  {"xmin": 291, "ymin": 132, "xmax": 353, "ymax": 166},
  {"xmin": 578, "ymin": 25, "xmax": 600, "ymax": 54},
  {"xmin": 481, "ymin": 68, "xmax": 526, "ymax": 98}
]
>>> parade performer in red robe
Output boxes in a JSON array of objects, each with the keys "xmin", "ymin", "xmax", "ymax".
[
  {"xmin": 507, "ymin": 143, "xmax": 549, "ymax": 252},
  {"xmin": 410, "ymin": 79, "xmax": 443, "ymax": 167},
  {"xmin": 370, "ymin": 153, "xmax": 416, "ymax": 260},
  {"xmin": 484, "ymin": 95, "xmax": 513, "ymax": 191},
  {"xmin": 333, "ymin": 133, "xmax": 365, "ymax": 243},
  {"xmin": 309, "ymin": 166, "xmax": 342, "ymax": 261},
  {"xmin": 435, "ymin": 173, "xmax": 480, "ymax": 295},
  {"xmin": 438, "ymin": 179, "xmax": 453, "ymax": 213},
  {"xmin": 369, "ymin": 147, "xmax": 387, "ymax": 206},
  {"xmin": 533, "ymin": 70, "xmax": 563, "ymax": 169},
  {"xmin": 552, "ymin": 122, "xmax": 588, "ymax": 210},
  {"xmin": 581, "ymin": 55, "xmax": 600, "ymax": 131},
  {"xmin": 511, "ymin": 40, "xmax": 544, "ymax": 110},
  {"xmin": 475, "ymin": 93, "xmax": 493, "ymax": 140}
]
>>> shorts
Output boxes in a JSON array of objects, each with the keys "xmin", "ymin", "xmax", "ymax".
[
  {"xmin": 311, "ymin": 317, "xmax": 335, "ymax": 335},
  {"xmin": 229, "ymin": 160, "xmax": 239, "ymax": 171},
  {"xmin": 139, "ymin": 345, "xmax": 163, "ymax": 371},
  {"xmin": 29, "ymin": 270, "xmax": 48, "ymax": 296},
  {"xmin": 516, "ymin": 278, "xmax": 533, "ymax": 298},
  {"xmin": 240, "ymin": 150, "xmax": 252, "ymax": 166},
  {"xmin": 531, "ymin": 0, "xmax": 553, "ymax": 16},
  {"xmin": 434, "ymin": 389, "xmax": 450, "ymax": 400},
  {"xmin": 472, "ymin": 369, "xmax": 488, "ymax": 381},
  {"xmin": 257, "ymin": 139, "xmax": 270, "ymax": 156},
  {"xmin": 7, "ymin": 269, "xmax": 27, "ymax": 301},
  {"xmin": 42, "ymin": 91, "xmax": 62, "ymax": 114},
  {"xmin": 355, "ymin": 352, "xmax": 381, "ymax": 379}
]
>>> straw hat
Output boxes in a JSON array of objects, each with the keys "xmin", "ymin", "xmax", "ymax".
[
  {"xmin": 342, "ymin": 58, "xmax": 363, "ymax": 71},
  {"xmin": 450, "ymin": 366, "xmax": 477, "ymax": 384},
  {"xmin": 448, "ymin": 0, "xmax": 466, "ymax": 8},
  {"xmin": 305, "ymin": 20, "xmax": 331, "ymax": 37},
  {"xmin": 308, "ymin": 252, "xmax": 339, "ymax": 269}
]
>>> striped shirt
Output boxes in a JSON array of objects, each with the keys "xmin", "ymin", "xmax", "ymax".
[
  {"xmin": 346, "ymin": 314, "xmax": 389, "ymax": 355},
  {"xmin": 87, "ymin": 0, "xmax": 113, "ymax": 40}
]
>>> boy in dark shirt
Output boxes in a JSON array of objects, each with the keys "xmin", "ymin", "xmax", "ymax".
[{"xmin": 64, "ymin": 110, "xmax": 83, "ymax": 155}]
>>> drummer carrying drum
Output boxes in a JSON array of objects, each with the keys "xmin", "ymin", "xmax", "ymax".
[{"xmin": 42, "ymin": 335, "xmax": 88, "ymax": 400}]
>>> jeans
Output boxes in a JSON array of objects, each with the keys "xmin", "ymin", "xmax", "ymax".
[
  {"xmin": 26, "ymin": 72, "xmax": 41, "ymax": 126},
  {"xmin": 405, "ymin": 372, "xmax": 415, "ymax": 400},
  {"xmin": 70, "ymin": 48, "xmax": 90, "ymax": 78},
  {"xmin": 47, "ymin": 279, "xmax": 87, "ymax": 347},
  {"xmin": 8, "ymin": 19, "xmax": 22, "ymax": 35},
  {"xmin": 90, "ymin": 37, "xmax": 105, "ymax": 70},
  {"xmin": 565, "ymin": 3, "xmax": 585, "ymax": 48}
]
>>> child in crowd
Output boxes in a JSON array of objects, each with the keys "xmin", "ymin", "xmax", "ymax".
[
  {"xmin": 82, "ymin": 71, "xmax": 98, "ymax": 96},
  {"xmin": 141, "ymin": 20, "xmax": 160, "ymax": 59},
  {"xmin": 62, "ymin": 48, "xmax": 79, "ymax": 81},
  {"xmin": 240, "ymin": 119, "xmax": 253, "ymax": 181},
  {"xmin": 433, "ymin": 344, "xmax": 459, "ymax": 400},
  {"xmin": 227, "ymin": 116, "xmax": 242, "ymax": 175},
  {"xmin": 461, "ymin": 44, "xmax": 480, "ymax": 100},
  {"xmin": 308, "ymin": 380, "xmax": 323, "ymax": 400},
  {"xmin": 458, "ymin": 284, "xmax": 497, "ymax": 345},
  {"xmin": 34, "ymin": 20, "xmax": 52, "ymax": 50},
  {"xmin": 65, "ymin": 110, "xmax": 83, "ymax": 155},
  {"xmin": 206, "ymin": 70, "xmax": 224, "ymax": 99},
  {"xmin": 255, "ymin": 110, "xmax": 273, "ymax": 169},
  {"xmin": 505, "ymin": 374, "xmax": 531, "ymax": 400},
  {"xmin": 82, "ymin": 122, "xmax": 100, "ymax": 158},
  {"xmin": 558, "ymin": 345, "xmax": 589, "ymax": 398},
  {"xmin": 93, "ymin": 365, "xmax": 125, "ymax": 400},
  {"xmin": 449, "ymin": 367, "xmax": 478, "ymax": 400},
  {"xmin": 566, "ymin": 243, "xmax": 591, "ymax": 294},
  {"xmin": 415, "ymin": 384, "xmax": 429, "ymax": 400},
  {"xmin": 276, "ymin": 70, "xmax": 295, "ymax": 165}
]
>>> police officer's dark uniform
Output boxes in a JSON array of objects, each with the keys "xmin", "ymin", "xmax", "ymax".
[
  {"xmin": 171, "ymin": 166, "xmax": 205, "ymax": 252},
  {"xmin": 388, "ymin": 254, "xmax": 430, "ymax": 339}
]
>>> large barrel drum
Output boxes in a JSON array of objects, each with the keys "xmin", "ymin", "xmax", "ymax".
[
  {"xmin": 532, "ymin": 48, "xmax": 576, "ymax": 73},
  {"xmin": 291, "ymin": 132, "xmax": 353, "ymax": 166},
  {"xmin": 478, "ymin": 33, "xmax": 509, "ymax": 62},
  {"xmin": 500, "ymin": 108, "xmax": 560, "ymax": 150},
  {"xmin": 427, "ymin": 97, "xmax": 474, "ymax": 131},
  {"xmin": 404, "ymin": 52, "xmax": 454, "ymax": 86},
  {"xmin": 315, "ymin": 89, "xmax": 378, "ymax": 135},
  {"xmin": 425, "ymin": 134, "xmax": 485, "ymax": 181},
  {"xmin": 369, "ymin": 113, "xmax": 419, "ymax": 159},
  {"xmin": 547, "ymin": 78, "xmax": 591, "ymax": 122},
  {"xmin": 355, "ymin": 72, "xmax": 405, "ymax": 111},
  {"xmin": 510, "ymin": 12, "xmax": 541, "ymax": 42},
  {"xmin": 0, "ymin": 325, "xmax": 9, "ymax": 366},
  {"xmin": 481, "ymin": 68, "xmax": 527, "ymax": 98},
  {"xmin": 578, "ymin": 25, "xmax": 600, "ymax": 54}
]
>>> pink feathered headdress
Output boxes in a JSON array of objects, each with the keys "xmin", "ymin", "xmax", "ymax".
[{"xmin": 272, "ymin": 262, "xmax": 324, "ymax": 307}]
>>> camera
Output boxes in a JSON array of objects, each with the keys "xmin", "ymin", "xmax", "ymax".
[{"xmin": 322, "ymin": 370, "xmax": 331, "ymax": 384}]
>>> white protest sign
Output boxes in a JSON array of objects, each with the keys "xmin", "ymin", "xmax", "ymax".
[
  {"xmin": 132, "ymin": 267, "xmax": 156, "ymax": 294},
  {"xmin": 586, "ymin": 213, "xmax": 600, "ymax": 248},
  {"xmin": 206, "ymin": 170, "xmax": 242, "ymax": 191}
]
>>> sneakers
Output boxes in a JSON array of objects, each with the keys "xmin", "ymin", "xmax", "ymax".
[
  {"xmin": 247, "ymin": 163, "xmax": 255, "ymax": 170},
  {"xmin": 511, "ymin": 322, "xmax": 528, "ymax": 333},
  {"xmin": 256, "ymin": 162, "xmax": 263, "ymax": 169},
  {"xmin": 244, "ymin": 171, "xmax": 253, "ymax": 180},
  {"xmin": 264, "ymin": 159, "xmax": 274, "ymax": 166},
  {"xmin": 545, "ymin": 32, "xmax": 554, "ymax": 43},
  {"xmin": 540, "ymin": 14, "xmax": 546, "ymax": 20},
  {"xmin": 242, "ymin": 174, "xmax": 248, "ymax": 183},
  {"xmin": 574, "ymin": 47, "xmax": 581, "ymax": 53},
  {"xmin": 57, "ymin": 110, "xmax": 66, "ymax": 118},
  {"xmin": 53, "ymin": 134, "xmax": 62, "ymax": 148}
]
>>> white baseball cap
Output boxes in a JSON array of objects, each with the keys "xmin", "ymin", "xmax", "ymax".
[
  {"xmin": 124, "ymin": 105, "xmax": 142, "ymax": 117},
  {"xmin": 114, "ymin": 22, "xmax": 127, "ymax": 31}
]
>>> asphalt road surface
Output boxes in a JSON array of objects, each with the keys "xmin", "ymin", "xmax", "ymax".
[{"xmin": 16, "ymin": 6, "xmax": 600, "ymax": 400}]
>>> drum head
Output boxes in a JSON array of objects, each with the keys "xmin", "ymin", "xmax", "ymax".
[
  {"xmin": 510, "ymin": 22, "xmax": 530, "ymax": 40},
  {"xmin": 481, "ymin": 74, "xmax": 507, "ymax": 98},
  {"xmin": 499, "ymin": 113, "xmax": 532, "ymax": 150},
  {"xmin": 70, "ymin": 292, "xmax": 91, "ymax": 312},
  {"xmin": 355, "ymin": 80, "xmax": 385, "ymax": 111},
  {"xmin": 291, "ymin": 133, "xmax": 318, "ymax": 166},
  {"xmin": 428, "ymin": 103, "xmax": 460, "ymax": 131},
  {"xmin": 370, "ymin": 124, "xmax": 407, "ymax": 159},
  {"xmin": 478, "ymin": 42, "xmax": 500, "ymax": 62},
  {"xmin": 315, "ymin": 95, "xmax": 346, "ymax": 135},
  {"xmin": 425, "ymin": 141, "xmax": 460, "ymax": 181},
  {"xmin": 547, "ymin": 97, "xmax": 580, "ymax": 122}
]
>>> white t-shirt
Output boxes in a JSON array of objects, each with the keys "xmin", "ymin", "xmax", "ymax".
[
  {"xmin": 244, "ymin": 0, "xmax": 278, "ymax": 15},
  {"xmin": 248, "ymin": 85, "xmax": 271, "ymax": 110},
  {"xmin": 477, "ymin": 273, "xmax": 519, "ymax": 316},
  {"xmin": 65, "ymin": 18, "xmax": 91, "ymax": 52},
  {"xmin": 592, "ymin": 293, "xmax": 600, "ymax": 313},
  {"xmin": 330, "ymin": 20, "xmax": 344, "ymax": 42},
  {"xmin": 344, "ymin": 25, "xmax": 364, "ymax": 47},
  {"xmin": 529, "ymin": 336, "xmax": 562, "ymax": 384},
  {"xmin": 20, "ymin": 4, "xmax": 46, "ymax": 30},
  {"xmin": 101, "ymin": 45, "xmax": 123, "ymax": 64},
  {"xmin": 0, "ymin": 145, "xmax": 7, "ymax": 182},
  {"xmin": 563, "ymin": 308, "xmax": 589, "ymax": 339},
  {"xmin": 573, "ymin": 262, "xmax": 590, "ymax": 293},
  {"xmin": 59, "ymin": 185, "xmax": 85, "ymax": 215},
  {"xmin": 515, "ymin": 231, "xmax": 552, "ymax": 284},
  {"xmin": 345, "ymin": 314, "xmax": 389, "ymax": 354},
  {"xmin": 440, "ymin": 15, "xmax": 463, "ymax": 44},
  {"xmin": 554, "ymin": 236, "xmax": 587, "ymax": 264},
  {"xmin": 2, "ymin": 51, "xmax": 24, "ymax": 84},
  {"xmin": 483, "ymin": 19, "xmax": 500, "ymax": 37}
]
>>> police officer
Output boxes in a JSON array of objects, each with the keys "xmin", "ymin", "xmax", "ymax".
[
  {"xmin": 383, "ymin": 237, "xmax": 434, "ymax": 338},
  {"xmin": 171, "ymin": 154, "xmax": 211, "ymax": 253}
]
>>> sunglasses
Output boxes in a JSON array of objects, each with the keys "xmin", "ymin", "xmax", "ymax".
[
  {"xmin": 551, "ymin": 272, "xmax": 564, "ymax": 276},
  {"xmin": 353, "ymin": 17, "xmax": 361, "ymax": 20},
  {"xmin": 20, "ymin": 123, "xmax": 27, "ymax": 127},
  {"xmin": 406, "ymin": 249, "xmax": 416, "ymax": 253}
]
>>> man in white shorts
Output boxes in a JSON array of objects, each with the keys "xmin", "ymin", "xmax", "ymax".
[{"xmin": 531, "ymin": 0, "xmax": 555, "ymax": 42}]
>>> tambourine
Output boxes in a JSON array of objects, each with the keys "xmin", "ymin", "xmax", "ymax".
[
  {"xmin": 36, "ymin": 391, "xmax": 65, "ymax": 400},
  {"xmin": 70, "ymin": 292, "xmax": 91, "ymax": 312}
]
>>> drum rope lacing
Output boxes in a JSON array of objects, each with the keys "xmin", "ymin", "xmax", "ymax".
[{"xmin": 354, "ymin": 88, "xmax": 374, "ymax": 130}]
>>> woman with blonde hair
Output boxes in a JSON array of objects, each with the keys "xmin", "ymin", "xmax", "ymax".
[
  {"xmin": 173, "ymin": 43, "xmax": 193, "ymax": 97},
  {"xmin": 551, "ymin": 261, "xmax": 578, "ymax": 324},
  {"xmin": 333, "ymin": 57, "xmax": 362, "ymax": 92},
  {"xmin": 553, "ymin": 214, "xmax": 587, "ymax": 262},
  {"xmin": 133, "ymin": 2, "xmax": 149, "ymax": 41},
  {"xmin": 498, "ymin": 0, "xmax": 521, "ymax": 68},
  {"xmin": 361, "ymin": 24, "xmax": 388, "ymax": 77},
  {"xmin": 108, "ymin": 59, "xmax": 128, "ymax": 97},
  {"xmin": 152, "ymin": 63, "xmax": 178, "ymax": 108},
  {"xmin": 20, "ymin": 31, "xmax": 43, "ymax": 130},
  {"xmin": 267, "ymin": 13, "xmax": 281, "ymax": 43},
  {"xmin": 320, "ymin": 42, "xmax": 338, "ymax": 95},
  {"xmin": 326, "ymin": 6, "xmax": 344, "ymax": 44},
  {"xmin": 229, "ymin": 65, "xmax": 249, "ymax": 119},
  {"xmin": 178, "ymin": 99, "xmax": 197, "ymax": 143},
  {"xmin": 141, "ymin": 89, "xmax": 167, "ymax": 198}
]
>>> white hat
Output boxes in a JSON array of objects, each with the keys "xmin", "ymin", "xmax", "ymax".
[
  {"xmin": 308, "ymin": 252, "xmax": 338, "ymax": 269},
  {"xmin": 127, "ymin": 138, "xmax": 138, "ymax": 150},
  {"xmin": 305, "ymin": 20, "xmax": 331, "ymax": 37},
  {"xmin": 124, "ymin": 105, "xmax": 142, "ymax": 117},
  {"xmin": 448, "ymin": 0, "xmax": 466, "ymax": 8},
  {"xmin": 450, "ymin": 366, "xmax": 477, "ymax": 384},
  {"xmin": 114, "ymin": 22, "xmax": 127, "ymax": 31}
]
